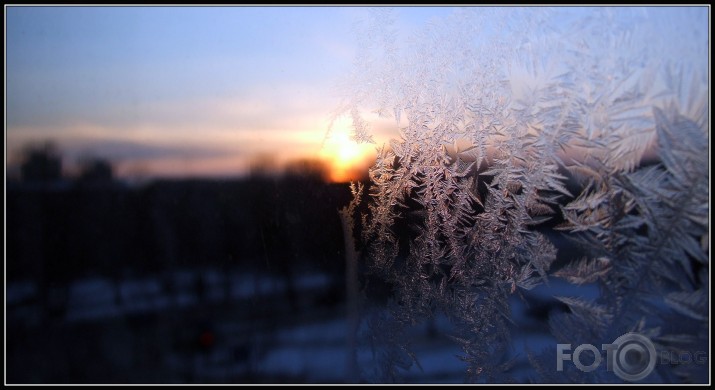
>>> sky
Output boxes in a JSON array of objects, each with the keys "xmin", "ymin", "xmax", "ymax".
[
  {"xmin": 4, "ymin": 6, "xmax": 709, "ymax": 182},
  {"xmin": 5, "ymin": 6, "xmax": 455, "ymax": 181}
]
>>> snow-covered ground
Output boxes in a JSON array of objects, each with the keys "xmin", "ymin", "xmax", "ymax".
[{"xmin": 6, "ymin": 268, "xmax": 598, "ymax": 383}]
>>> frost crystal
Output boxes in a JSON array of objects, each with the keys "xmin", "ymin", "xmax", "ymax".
[{"xmin": 334, "ymin": 7, "xmax": 709, "ymax": 383}]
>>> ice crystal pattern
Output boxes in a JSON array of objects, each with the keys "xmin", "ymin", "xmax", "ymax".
[{"xmin": 332, "ymin": 7, "xmax": 709, "ymax": 383}]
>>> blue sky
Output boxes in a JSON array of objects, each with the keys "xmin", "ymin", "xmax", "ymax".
[
  {"xmin": 6, "ymin": 6, "xmax": 456, "ymax": 179},
  {"xmin": 4, "ymin": 6, "xmax": 709, "ymax": 180}
]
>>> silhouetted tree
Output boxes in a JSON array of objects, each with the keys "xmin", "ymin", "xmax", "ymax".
[
  {"xmin": 77, "ymin": 157, "xmax": 114, "ymax": 184},
  {"xmin": 20, "ymin": 142, "xmax": 62, "ymax": 182},
  {"xmin": 283, "ymin": 158, "xmax": 329, "ymax": 183}
]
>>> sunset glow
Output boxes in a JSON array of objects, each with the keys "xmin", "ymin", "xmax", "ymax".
[{"xmin": 319, "ymin": 121, "xmax": 376, "ymax": 183}]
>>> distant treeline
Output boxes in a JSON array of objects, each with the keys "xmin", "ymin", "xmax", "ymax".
[{"xmin": 6, "ymin": 175, "xmax": 353, "ymax": 287}]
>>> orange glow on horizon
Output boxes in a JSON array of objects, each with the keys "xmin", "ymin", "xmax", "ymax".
[
  {"xmin": 7, "ymin": 118, "xmax": 383, "ymax": 182},
  {"xmin": 319, "ymin": 124, "xmax": 375, "ymax": 183}
]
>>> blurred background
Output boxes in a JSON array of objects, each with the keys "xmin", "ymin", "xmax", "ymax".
[{"xmin": 6, "ymin": 143, "xmax": 369, "ymax": 383}]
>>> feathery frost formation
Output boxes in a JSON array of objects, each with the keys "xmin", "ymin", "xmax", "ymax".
[{"xmin": 333, "ymin": 7, "xmax": 708, "ymax": 383}]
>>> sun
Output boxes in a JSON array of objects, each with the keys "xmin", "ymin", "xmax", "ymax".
[{"xmin": 320, "ymin": 124, "xmax": 375, "ymax": 183}]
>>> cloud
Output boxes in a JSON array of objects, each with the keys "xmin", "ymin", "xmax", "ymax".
[
  {"xmin": 69, "ymin": 139, "xmax": 239, "ymax": 161},
  {"xmin": 5, "ymin": 85, "xmax": 353, "ymax": 178}
]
